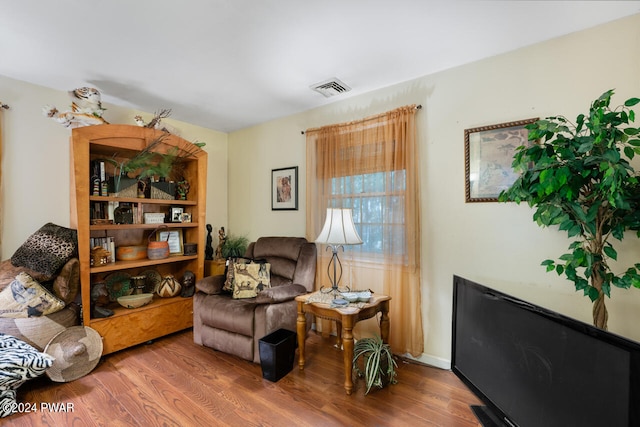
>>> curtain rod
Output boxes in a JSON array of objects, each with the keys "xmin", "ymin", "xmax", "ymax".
[{"xmin": 301, "ymin": 104, "xmax": 421, "ymax": 135}]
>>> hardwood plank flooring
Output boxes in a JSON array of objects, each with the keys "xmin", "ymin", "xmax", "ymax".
[{"xmin": 9, "ymin": 330, "xmax": 481, "ymax": 426}]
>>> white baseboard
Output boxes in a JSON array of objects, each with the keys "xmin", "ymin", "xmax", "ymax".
[{"xmin": 400, "ymin": 352, "xmax": 451, "ymax": 371}]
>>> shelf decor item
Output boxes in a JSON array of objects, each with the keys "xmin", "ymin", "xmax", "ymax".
[
  {"xmin": 147, "ymin": 226, "xmax": 170, "ymax": 260},
  {"xmin": 150, "ymin": 179, "xmax": 175, "ymax": 200},
  {"xmin": 117, "ymin": 293, "xmax": 153, "ymax": 309},
  {"xmin": 157, "ymin": 275, "xmax": 181, "ymax": 298}
]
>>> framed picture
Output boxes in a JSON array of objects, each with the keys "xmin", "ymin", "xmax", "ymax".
[
  {"xmin": 464, "ymin": 118, "xmax": 538, "ymax": 203},
  {"xmin": 170, "ymin": 207, "xmax": 184, "ymax": 222},
  {"xmin": 156, "ymin": 229, "xmax": 184, "ymax": 256},
  {"xmin": 272, "ymin": 166, "xmax": 298, "ymax": 210},
  {"xmin": 180, "ymin": 212, "xmax": 192, "ymax": 223}
]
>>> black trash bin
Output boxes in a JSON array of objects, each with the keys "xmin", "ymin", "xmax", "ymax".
[{"xmin": 259, "ymin": 328, "xmax": 297, "ymax": 382}]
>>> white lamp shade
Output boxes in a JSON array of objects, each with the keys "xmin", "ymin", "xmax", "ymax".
[{"xmin": 315, "ymin": 208, "xmax": 363, "ymax": 245}]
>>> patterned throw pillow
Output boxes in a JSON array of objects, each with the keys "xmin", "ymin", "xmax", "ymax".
[
  {"xmin": 232, "ymin": 260, "xmax": 271, "ymax": 299},
  {"xmin": 0, "ymin": 333, "xmax": 54, "ymax": 418},
  {"xmin": 11, "ymin": 223, "xmax": 78, "ymax": 281},
  {"xmin": 0, "ymin": 272, "xmax": 65, "ymax": 318},
  {"xmin": 222, "ymin": 257, "xmax": 251, "ymax": 293}
]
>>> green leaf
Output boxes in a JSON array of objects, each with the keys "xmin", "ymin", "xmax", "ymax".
[
  {"xmin": 578, "ymin": 142, "xmax": 593, "ymax": 153},
  {"xmin": 625, "ymin": 146, "xmax": 635, "ymax": 159},
  {"xmin": 586, "ymin": 286, "xmax": 600, "ymax": 302},
  {"xmin": 603, "ymin": 245, "xmax": 618, "ymax": 260},
  {"xmin": 624, "ymin": 97, "xmax": 640, "ymax": 107}
]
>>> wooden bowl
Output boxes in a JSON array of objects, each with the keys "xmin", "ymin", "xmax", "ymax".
[{"xmin": 117, "ymin": 293, "xmax": 153, "ymax": 309}]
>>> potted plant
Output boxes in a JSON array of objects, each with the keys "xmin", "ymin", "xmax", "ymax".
[
  {"xmin": 499, "ymin": 90, "xmax": 640, "ymax": 329},
  {"xmin": 352, "ymin": 335, "xmax": 397, "ymax": 394},
  {"xmin": 221, "ymin": 235, "xmax": 249, "ymax": 259}
]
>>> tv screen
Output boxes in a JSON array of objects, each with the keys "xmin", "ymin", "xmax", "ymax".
[{"xmin": 452, "ymin": 275, "xmax": 640, "ymax": 427}]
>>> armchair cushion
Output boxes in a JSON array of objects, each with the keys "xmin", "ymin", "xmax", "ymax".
[
  {"xmin": 256, "ymin": 284, "xmax": 307, "ymax": 304},
  {"xmin": 196, "ymin": 275, "xmax": 225, "ymax": 295}
]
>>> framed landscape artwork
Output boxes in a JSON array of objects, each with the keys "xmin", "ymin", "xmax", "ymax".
[
  {"xmin": 464, "ymin": 118, "xmax": 538, "ymax": 202},
  {"xmin": 272, "ymin": 166, "xmax": 298, "ymax": 210}
]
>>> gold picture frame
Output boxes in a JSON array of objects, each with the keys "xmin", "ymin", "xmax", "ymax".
[{"xmin": 464, "ymin": 118, "xmax": 538, "ymax": 203}]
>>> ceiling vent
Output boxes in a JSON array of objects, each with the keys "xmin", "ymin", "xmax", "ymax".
[{"xmin": 310, "ymin": 78, "xmax": 352, "ymax": 98}]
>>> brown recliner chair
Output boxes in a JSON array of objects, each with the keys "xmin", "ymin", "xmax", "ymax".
[{"xmin": 193, "ymin": 236, "xmax": 316, "ymax": 363}]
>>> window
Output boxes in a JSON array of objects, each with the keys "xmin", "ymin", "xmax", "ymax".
[{"xmin": 328, "ymin": 170, "xmax": 406, "ymax": 258}]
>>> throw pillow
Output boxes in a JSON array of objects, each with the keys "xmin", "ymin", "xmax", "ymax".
[
  {"xmin": 0, "ymin": 272, "xmax": 65, "ymax": 318},
  {"xmin": 232, "ymin": 260, "xmax": 271, "ymax": 299},
  {"xmin": 52, "ymin": 258, "xmax": 80, "ymax": 304},
  {"xmin": 11, "ymin": 223, "xmax": 78, "ymax": 281},
  {"xmin": 0, "ymin": 333, "xmax": 54, "ymax": 418},
  {"xmin": 222, "ymin": 257, "xmax": 251, "ymax": 293}
]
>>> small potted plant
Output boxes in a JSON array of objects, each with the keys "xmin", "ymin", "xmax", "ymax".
[
  {"xmin": 221, "ymin": 235, "xmax": 249, "ymax": 259},
  {"xmin": 353, "ymin": 334, "xmax": 397, "ymax": 394}
]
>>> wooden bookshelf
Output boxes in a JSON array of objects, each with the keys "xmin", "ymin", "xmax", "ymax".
[{"xmin": 70, "ymin": 124, "xmax": 207, "ymax": 354}]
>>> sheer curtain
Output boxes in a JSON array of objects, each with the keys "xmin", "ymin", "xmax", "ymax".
[{"xmin": 305, "ymin": 105, "xmax": 424, "ymax": 357}]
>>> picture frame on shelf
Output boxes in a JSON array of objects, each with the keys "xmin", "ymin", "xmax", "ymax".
[
  {"xmin": 272, "ymin": 166, "xmax": 298, "ymax": 211},
  {"xmin": 180, "ymin": 213, "xmax": 192, "ymax": 223},
  {"xmin": 156, "ymin": 229, "xmax": 184, "ymax": 256},
  {"xmin": 170, "ymin": 207, "xmax": 184, "ymax": 222},
  {"xmin": 464, "ymin": 118, "xmax": 538, "ymax": 203}
]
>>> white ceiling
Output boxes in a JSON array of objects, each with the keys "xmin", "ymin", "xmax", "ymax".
[{"xmin": 1, "ymin": 1, "xmax": 638, "ymax": 132}]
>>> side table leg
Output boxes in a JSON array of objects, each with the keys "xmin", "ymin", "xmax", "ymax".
[
  {"xmin": 334, "ymin": 321, "xmax": 342, "ymax": 349},
  {"xmin": 342, "ymin": 316, "xmax": 354, "ymax": 395},
  {"xmin": 297, "ymin": 302, "xmax": 306, "ymax": 370},
  {"xmin": 380, "ymin": 300, "xmax": 390, "ymax": 344}
]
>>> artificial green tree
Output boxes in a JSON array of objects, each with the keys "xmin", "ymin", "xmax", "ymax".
[{"xmin": 499, "ymin": 90, "xmax": 640, "ymax": 329}]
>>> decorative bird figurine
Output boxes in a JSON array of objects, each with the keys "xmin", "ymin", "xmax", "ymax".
[{"xmin": 43, "ymin": 87, "xmax": 109, "ymax": 128}]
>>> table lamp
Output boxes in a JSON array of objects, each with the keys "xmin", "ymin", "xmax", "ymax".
[{"xmin": 315, "ymin": 208, "xmax": 363, "ymax": 294}]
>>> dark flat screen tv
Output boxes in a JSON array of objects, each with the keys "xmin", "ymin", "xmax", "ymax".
[{"xmin": 452, "ymin": 275, "xmax": 640, "ymax": 427}]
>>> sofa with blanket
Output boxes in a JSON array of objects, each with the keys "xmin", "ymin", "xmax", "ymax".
[
  {"xmin": 193, "ymin": 236, "xmax": 317, "ymax": 363},
  {"xmin": 0, "ymin": 223, "xmax": 81, "ymax": 350}
]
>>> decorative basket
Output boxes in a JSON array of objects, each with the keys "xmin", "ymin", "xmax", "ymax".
[{"xmin": 150, "ymin": 181, "xmax": 176, "ymax": 200}]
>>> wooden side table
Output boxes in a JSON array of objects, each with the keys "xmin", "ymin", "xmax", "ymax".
[{"xmin": 295, "ymin": 293, "xmax": 391, "ymax": 395}]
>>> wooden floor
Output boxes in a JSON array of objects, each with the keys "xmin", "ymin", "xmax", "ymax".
[{"xmin": 10, "ymin": 330, "xmax": 481, "ymax": 426}]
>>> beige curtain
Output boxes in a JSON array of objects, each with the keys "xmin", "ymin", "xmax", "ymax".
[{"xmin": 305, "ymin": 105, "xmax": 424, "ymax": 357}]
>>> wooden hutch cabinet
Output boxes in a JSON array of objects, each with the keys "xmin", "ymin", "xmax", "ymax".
[{"xmin": 70, "ymin": 124, "xmax": 207, "ymax": 354}]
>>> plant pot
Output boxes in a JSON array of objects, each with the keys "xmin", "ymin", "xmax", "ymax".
[
  {"xmin": 150, "ymin": 181, "xmax": 176, "ymax": 200},
  {"xmin": 108, "ymin": 176, "xmax": 138, "ymax": 198}
]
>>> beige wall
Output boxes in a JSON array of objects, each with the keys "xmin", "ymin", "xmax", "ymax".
[
  {"xmin": 228, "ymin": 14, "xmax": 640, "ymax": 366},
  {"xmin": 0, "ymin": 76, "xmax": 228, "ymax": 259}
]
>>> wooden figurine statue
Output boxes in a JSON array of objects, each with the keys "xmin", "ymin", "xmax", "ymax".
[
  {"xmin": 205, "ymin": 224, "xmax": 214, "ymax": 260},
  {"xmin": 181, "ymin": 270, "xmax": 196, "ymax": 297},
  {"xmin": 214, "ymin": 227, "xmax": 226, "ymax": 260}
]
